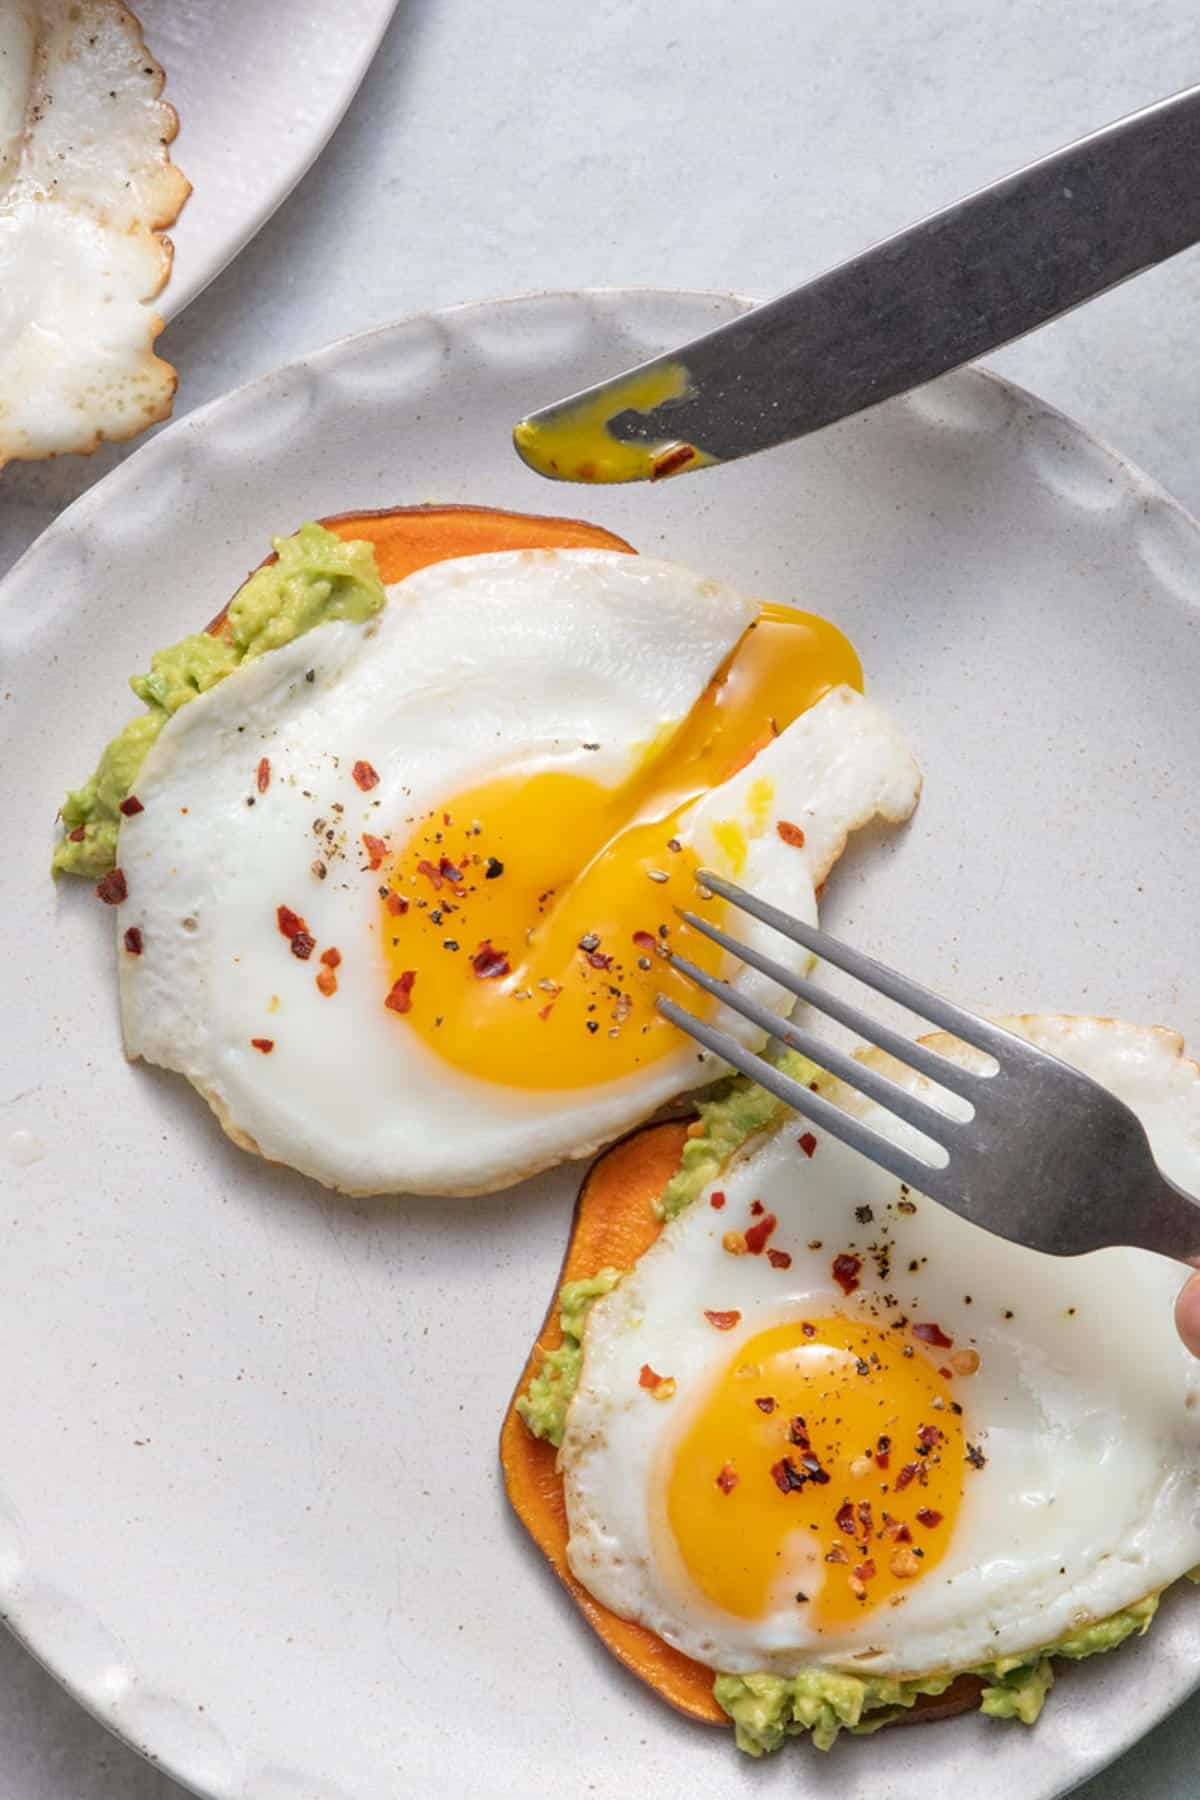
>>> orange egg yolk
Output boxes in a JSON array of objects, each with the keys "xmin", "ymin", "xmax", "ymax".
[
  {"xmin": 665, "ymin": 1317, "xmax": 964, "ymax": 1631},
  {"xmin": 379, "ymin": 605, "xmax": 860, "ymax": 1089}
]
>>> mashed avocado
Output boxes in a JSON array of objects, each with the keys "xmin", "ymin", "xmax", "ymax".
[
  {"xmin": 715, "ymin": 1593, "xmax": 1160, "ymax": 1754},
  {"xmin": 516, "ymin": 1269, "xmax": 623, "ymax": 1447},
  {"xmin": 53, "ymin": 522, "xmax": 385, "ymax": 877}
]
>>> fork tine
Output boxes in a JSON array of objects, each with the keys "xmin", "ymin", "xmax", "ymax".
[
  {"xmin": 677, "ymin": 909, "xmax": 981, "ymax": 1101},
  {"xmin": 696, "ymin": 868, "xmax": 1016, "ymax": 1062},
  {"xmin": 666, "ymin": 949, "xmax": 963, "ymax": 1146},
  {"xmin": 656, "ymin": 995, "xmax": 946, "ymax": 1194}
]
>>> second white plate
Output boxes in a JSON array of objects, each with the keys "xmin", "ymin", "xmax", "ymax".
[{"xmin": 1, "ymin": 290, "xmax": 1199, "ymax": 1799}]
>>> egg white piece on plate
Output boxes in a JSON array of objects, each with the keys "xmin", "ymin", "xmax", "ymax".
[
  {"xmin": 562, "ymin": 1014, "xmax": 1200, "ymax": 1677},
  {"xmin": 115, "ymin": 548, "xmax": 919, "ymax": 1197},
  {"xmin": 0, "ymin": 1, "xmax": 188, "ymax": 468}
]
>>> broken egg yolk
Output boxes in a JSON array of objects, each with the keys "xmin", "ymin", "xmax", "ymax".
[
  {"xmin": 665, "ymin": 1317, "xmax": 964, "ymax": 1631},
  {"xmin": 380, "ymin": 605, "xmax": 860, "ymax": 1089}
]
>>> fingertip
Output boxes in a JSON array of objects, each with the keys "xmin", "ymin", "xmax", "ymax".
[{"xmin": 1175, "ymin": 1270, "xmax": 1200, "ymax": 1357}]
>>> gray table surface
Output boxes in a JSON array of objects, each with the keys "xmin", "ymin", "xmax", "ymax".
[{"xmin": 2, "ymin": 2, "xmax": 1197, "ymax": 1795}]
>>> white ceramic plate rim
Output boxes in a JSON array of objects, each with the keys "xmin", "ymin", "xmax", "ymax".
[{"xmin": 3, "ymin": 288, "xmax": 1200, "ymax": 1800}]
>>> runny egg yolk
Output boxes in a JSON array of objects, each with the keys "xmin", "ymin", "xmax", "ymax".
[
  {"xmin": 664, "ymin": 1317, "xmax": 964, "ymax": 1631},
  {"xmin": 380, "ymin": 604, "xmax": 860, "ymax": 1089}
]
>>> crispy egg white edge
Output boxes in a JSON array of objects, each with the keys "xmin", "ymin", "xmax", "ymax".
[{"xmin": 561, "ymin": 1014, "xmax": 1200, "ymax": 1677}]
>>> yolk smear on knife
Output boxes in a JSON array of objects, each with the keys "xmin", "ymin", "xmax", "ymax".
[
  {"xmin": 381, "ymin": 604, "xmax": 860, "ymax": 1088},
  {"xmin": 664, "ymin": 1316, "xmax": 964, "ymax": 1631}
]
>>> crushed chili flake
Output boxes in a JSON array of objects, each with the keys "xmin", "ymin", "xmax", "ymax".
[
  {"xmin": 385, "ymin": 970, "xmax": 417, "ymax": 1014},
  {"xmin": 537, "ymin": 1001, "xmax": 555, "ymax": 1022},
  {"xmin": 95, "ymin": 867, "xmax": 127, "ymax": 905},
  {"xmin": 67, "ymin": 825, "xmax": 86, "ymax": 841},
  {"xmin": 787, "ymin": 1416, "xmax": 810, "ymax": 1447},
  {"xmin": 320, "ymin": 946, "xmax": 342, "ymax": 968},
  {"xmin": 650, "ymin": 441, "xmax": 697, "ymax": 480},
  {"xmin": 766, "ymin": 1247, "xmax": 792, "ymax": 1270},
  {"xmin": 362, "ymin": 833, "xmax": 388, "ymax": 870},
  {"xmin": 351, "ymin": 760, "xmax": 380, "ymax": 791},
  {"xmin": 744, "ymin": 1211, "xmax": 777, "ymax": 1254},
  {"xmin": 639, "ymin": 1364, "xmax": 672, "ymax": 1395},
  {"xmin": 836, "ymin": 1498, "xmax": 857, "ymax": 1535},
  {"xmin": 123, "ymin": 926, "xmax": 143, "ymax": 955},
  {"xmin": 854, "ymin": 1559, "xmax": 877, "ymax": 1583},
  {"xmin": 585, "ymin": 949, "xmax": 613, "ymax": 970},
  {"xmin": 776, "ymin": 819, "xmax": 806, "ymax": 848},
  {"xmin": 416, "ymin": 858, "xmax": 443, "ymax": 891},
  {"xmin": 797, "ymin": 1131, "xmax": 818, "ymax": 1158},
  {"xmin": 250, "ymin": 1037, "xmax": 274, "ymax": 1054},
  {"xmin": 832, "ymin": 1252, "xmax": 862, "ymax": 1295},
  {"xmin": 277, "ymin": 905, "xmax": 306, "ymax": 939},
  {"xmin": 754, "ymin": 1396, "xmax": 777, "ymax": 1414},
  {"xmin": 316, "ymin": 967, "xmax": 337, "ymax": 997},
  {"xmin": 858, "ymin": 1500, "xmax": 874, "ymax": 1537},
  {"xmin": 912, "ymin": 1321, "xmax": 954, "ymax": 1349},
  {"xmin": 118, "ymin": 794, "xmax": 144, "ymax": 817},
  {"xmin": 715, "ymin": 1462, "xmax": 739, "ymax": 1495},
  {"xmin": 894, "ymin": 1462, "xmax": 920, "ymax": 1492},
  {"xmin": 916, "ymin": 1423, "xmax": 944, "ymax": 1451},
  {"xmin": 825, "ymin": 1542, "xmax": 848, "ymax": 1565},
  {"xmin": 256, "ymin": 757, "xmax": 271, "ymax": 794},
  {"xmin": 471, "ymin": 940, "xmax": 511, "ymax": 980},
  {"xmin": 632, "ymin": 930, "xmax": 657, "ymax": 952},
  {"xmin": 750, "ymin": 1199, "xmax": 765, "ymax": 1217},
  {"xmin": 770, "ymin": 1456, "xmax": 809, "ymax": 1495},
  {"xmin": 710, "ymin": 1190, "xmax": 726, "ymax": 1210},
  {"xmin": 290, "ymin": 931, "xmax": 315, "ymax": 960},
  {"xmin": 801, "ymin": 1321, "xmax": 816, "ymax": 1338},
  {"xmin": 385, "ymin": 891, "xmax": 409, "ymax": 916},
  {"xmin": 916, "ymin": 1507, "xmax": 944, "ymax": 1529},
  {"xmin": 704, "ymin": 1309, "xmax": 741, "ymax": 1331}
]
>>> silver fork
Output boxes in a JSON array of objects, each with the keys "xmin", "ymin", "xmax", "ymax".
[{"xmin": 656, "ymin": 870, "xmax": 1200, "ymax": 1261}]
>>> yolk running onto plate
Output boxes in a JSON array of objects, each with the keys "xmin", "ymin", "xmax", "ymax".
[
  {"xmin": 664, "ymin": 1316, "xmax": 964, "ymax": 1631},
  {"xmin": 380, "ymin": 605, "xmax": 860, "ymax": 1089}
]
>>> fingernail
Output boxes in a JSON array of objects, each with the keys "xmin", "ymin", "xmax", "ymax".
[{"xmin": 1175, "ymin": 1273, "xmax": 1200, "ymax": 1356}]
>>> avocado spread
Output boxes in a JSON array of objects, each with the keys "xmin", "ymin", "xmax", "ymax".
[
  {"xmin": 517, "ymin": 1063, "xmax": 1174, "ymax": 1754},
  {"xmin": 52, "ymin": 522, "xmax": 385, "ymax": 878}
]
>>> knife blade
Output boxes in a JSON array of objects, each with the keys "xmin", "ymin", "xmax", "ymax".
[{"xmin": 513, "ymin": 84, "xmax": 1200, "ymax": 484}]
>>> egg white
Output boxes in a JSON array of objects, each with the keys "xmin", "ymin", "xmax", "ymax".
[
  {"xmin": 0, "ymin": 1, "xmax": 188, "ymax": 468},
  {"xmin": 562, "ymin": 1014, "xmax": 1200, "ymax": 1676},
  {"xmin": 114, "ymin": 549, "xmax": 920, "ymax": 1197}
]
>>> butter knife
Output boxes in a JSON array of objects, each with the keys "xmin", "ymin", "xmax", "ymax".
[{"xmin": 513, "ymin": 84, "xmax": 1200, "ymax": 484}]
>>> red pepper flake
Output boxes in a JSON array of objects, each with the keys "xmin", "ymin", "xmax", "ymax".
[
  {"xmin": 853, "ymin": 1559, "xmax": 877, "ymax": 1582},
  {"xmin": 875, "ymin": 1434, "xmax": 892, "ymax": 1470},
  {"xmin": 363, "ymin": 833, "xmax": 388, "ymax": 870},
  {"xmin": 832, "ymin": 1252, "xmax": 862, "ymax": 1295},
  {"xmin": 776, "ymin": 819, "xmax": 806, "ymax": 848},
  {"xmin": 95, "ymin": 867, "xmax": 127, "ymax": 905},
  {"xmin": 770, "ymin": 1456, "xmax": 809, "ymax": 1494},
  {"xmin": 471, "ymin": 940, "xmax": 511, "ymax": 980},
  {"xmin": 710, "ymin": 1190, "xmax": 726, "ymax": 1210},
  {"xmin": 290, "ymin": 931, "xmax": 315, "ymax": 960},
  {"xmin": 416, "ymin": 858, "xmax": 443, "ymax": 891},
  {"xmin": 352, "ymin": 760, "xmax": 380, "ymax": 792},
  {"xmin": 650, "ymin": 441, "xmax": 697, "ymax": 480},
  {"xmin": 639, "ymin": 1364, "xmax": 667, "ymax": 1391},
  {"xmin": 754, "ymin": 1396, "xmax": 777, "ymax": 1414},
  {"xmin": 797, "ymin": 1131, "xmax": 818, "ymax": 1158},
  {"xmin": 256, "ymin": 757, "xmax": 271, "ymax": 794},
  {"xmin": 801, "ymin": 1320, "xmax": 816, "ymax": 1337},
  {"xmin": 277, "ymin": 905, "xmax": 306, "ymax": 939},
  {"xmin": 250, "ymin": 1037, "xmax": 274, "ymax": 1054},
  {"xmin": 912, "ymin": 1321, "xmax": 954, "ymax": 1349},
  {"xmin": 766, "ymin": 1247, "xmax": 792, "ymax": 1270},
  {"xmin": 750, "ymin": 1199, "xmax": 764, "ymax": 1217},
  {"xmin": 320, "ymin": 946, "xmax": 342, "ymax": 968},
  {"xmin": 917, "ymin": 1423, "xmax": 944, "ymax": 1451},
  {"xmin": 787, "ymin": 1416, "xmax": 810, "ymax": 1447},
  {"xmin": 632, "ymin": 930, "xmax": 657, "ymax": 952},
  {"xmin": 118, "ymin": 794, "xmax": 144, "ymax": 817},
  {"xmin": 916, "ymin": 1507, "xmax": 944, "ymax": 1529},
  {"xmin": 744, "ymin": 1211, "xmax": 777, "ymax": 1255},
  {"xmin": 715, "ymin": 1462, "xmax": 739, "ymax": 1495},
  {"xmin": 385, "ymin": 971, "xmax": 417, "ymax": 1014},
  {"xmin": 67, "ymin": 825, "xmax": 86, "ymax": 841},
  {"xmin": 537, "ymin": 1001, "xmax": 555, "ymax": 1022},
  {"xmin": 858, "ymin": 1500, "xmax": 875, "ymax": 1537},
  {"xmin": 894, "ymin": 1462, "xmax": 920, "ymax": 1492},
  {"xmin": 385, "ymin": 891, "xmax": 409, "ymax": 916},
  {"xmin": 825, "ymin": 1542, "xmax": 849, "ymax": 1565},
  {"xmin": 123, "ymin": 926, "xmax": 143, "ymax": 955},
  {"xmin": 836, "ymin": 1498, "xmax": 857, "ymax": 1535},
  {"xmin": 315, "ymin": 966, "xmax": 337, "ymax": 996},
  {"xmin": 585, "ymin": 949, "xmax": 613, "ymax": 970},
  {"xmin": 704, "ymin": 1309, "xmax": 742, "ymax": 1331}
]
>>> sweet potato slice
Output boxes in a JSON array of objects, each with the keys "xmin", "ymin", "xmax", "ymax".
[
  {"xmin": 501, "ymin": 1118, "xmax": 986, "ymax": 1739},
  {"xmin": 206, "ymin": 503, "xmax": 634, "ymax": 638}
]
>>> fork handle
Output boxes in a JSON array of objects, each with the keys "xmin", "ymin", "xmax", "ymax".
[{"xmin": 1122, "ymin": 1169, "xmax": 1200, "ymax": 1263}]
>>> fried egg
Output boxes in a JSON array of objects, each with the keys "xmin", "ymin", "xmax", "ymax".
[
  {"xmin": 114, "ymin": 548, "xmax": 920, "ymax": 1196},
  {"xmin": 0, "ymin": 1, "xmax": 188, "ymax": 470},
  {"xmin": 562, "ymin": 1014, "xmax": 1200, "ymax": 1676}
]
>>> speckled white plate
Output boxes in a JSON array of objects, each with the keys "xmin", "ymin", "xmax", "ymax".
[
  {"xmin": 2, "ymin": 291, "xmax": 1199, "ymax": 1800},
  {"xmin": 138, "ymin": 0, "xmax": 398, "ymax": 318}
]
